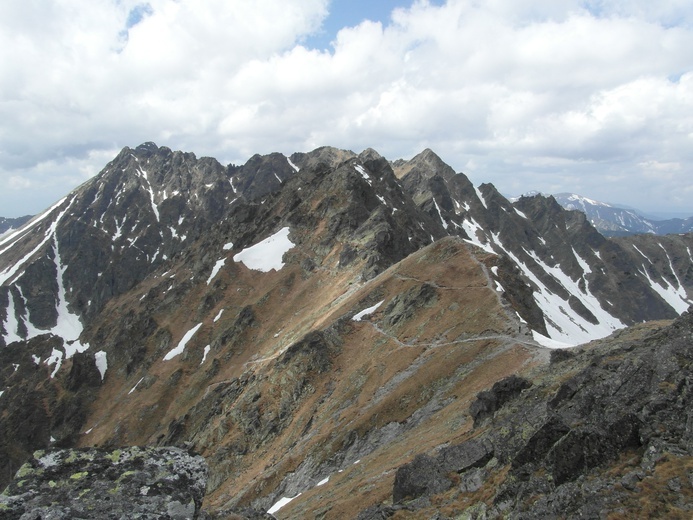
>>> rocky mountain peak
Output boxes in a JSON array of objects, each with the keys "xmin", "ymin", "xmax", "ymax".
[
  {"xmin": 290, "ymin": 145, "xmax": 356, "ymax": 172},
  {"xmin": 134, "ymin": 140, "xmax": 160, "ymax": 155},
  {"xmin": 358, "ymin": 147, "xmax": 383, "ymax": 161},
  {"xmin": 392, "ymin": 147, "xmax": 457, "ymax": 182}
]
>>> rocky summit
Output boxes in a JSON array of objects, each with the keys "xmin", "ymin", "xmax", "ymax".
[{"xmin": 0, "ymin": 143, "xmax": 692, "ymax": 517}]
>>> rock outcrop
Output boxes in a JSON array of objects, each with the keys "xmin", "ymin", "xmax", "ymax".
[
  {"xmin": 0, "ymin": 446, "xmax": 208, "ymax": 519},
  {"xmin": 367, "ymin": 309, "xmax": 693, "ymax": 519}
]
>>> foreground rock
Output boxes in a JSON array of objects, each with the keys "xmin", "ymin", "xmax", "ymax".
[{"xmin": 0, "ymin": 446, "xmax": 208, "ymax": 519}]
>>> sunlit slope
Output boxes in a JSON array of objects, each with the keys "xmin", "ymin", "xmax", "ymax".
[{"xmin": 76, "ymin": 235, "xmax": 539, "ymax": 515}]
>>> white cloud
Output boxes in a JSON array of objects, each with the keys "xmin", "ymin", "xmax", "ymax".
[{"xmin": 1, "ymin": 0, "xmax": 692, "ymax": 216}]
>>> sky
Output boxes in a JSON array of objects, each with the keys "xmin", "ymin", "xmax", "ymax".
[{"xmin": 1, "ymin": 0, "xmax": 692, "ymax": 218}]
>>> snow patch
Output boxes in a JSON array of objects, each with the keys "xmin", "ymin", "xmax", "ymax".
[
  {"xmin": 532, "ymin": 331, "xmax": 577, "ymax": 349},
  {"xmin": 2, "ymin": 291, "xmax": 22, "ymax": 344},
  {"xmin": 163, "ymin": 323, "xmax": 203, "ymax": 361},
  {"xmin": 213, "ymin": 309, "xmax": 224, "ymax": 322},
  {"xmin": 566, "ymin": 193, "xmax": 611, "ymax": 208},
  {"xmin": 640, "ymin": 263, "xmax": 691, "ymax": 313},
  {"xmin": 353, "ymin": 300, "xmax": 384, "ymax": 321},
  {"xmin": 50, "ymin": 236, "xmax": 90, "ymax": 358},
  {"xmin": 206, "ymin": 258, "xmax": 226, "ymax": 285},
  {"xmin": 632, "ymin": 244, "xmax": 690, "ymax": 313},
  {"xmin": 129, "ymin": 377, "xmax": 145, "ymax": 395},
  {"xmin": 45, "ymin": 348, "xmax": 63, "ymax": 378},
  {"xmin": 474, "ymin": 186, "xmax": 488, "ymax": 209},
  {"xmin": 268, "ymin": 494, "xmax": 302, "ymax": 515},
  {"xmin": 138, "ymin": 168, "xmax": 160, "ymax": 221},
  {"xmin": 233, "ymin": 227, "xmax": 294, "ymax": 272},
  {"xmin": 498, "ymin": 244, "xmax": 624, "ymax": 345},
  {"xmin": 1, "ymin": 197, "xmax": 90, "ymax": 354},
  {"xmin": 460, "ymin": 218, "xmax": 494, "ymax": 253},
  {"xmin": 286, "ymin": 156, "xmax": 300, "ymax": 172},
  {"xmin": 355, "ymin": 165, "xmax": 371, "ymax": 184},
  {"xmin": 0, "ymin": 196, "xmax": 67, "ymax": 253},
  {"xmin": 572, "ymin": 248, "xmax": 592, "ymax": 275},
  {"xmin": 94, "ymin": 351, "xmax": 108, "ymax": 380},
  {"xmin": 433, "ymin": 199, "xmax": 448, "ymax": 229},
  {"xmin": 201, "ymin": 345, "xmax": 211, "ymax": 365},
  {"xmin": 223, "ymin": 241, "xmax": 234, "ymax": 251}
]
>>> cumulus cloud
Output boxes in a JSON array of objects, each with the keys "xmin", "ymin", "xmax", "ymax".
[{"xmin": 1, "ymin": 0, "xmax": 692, "ymax": 217}]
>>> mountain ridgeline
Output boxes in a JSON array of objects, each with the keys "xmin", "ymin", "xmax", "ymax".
[
  {"xmin": 1, "ymin": 143, "xmax": 692, "ymax": 518},
  {"xmin": 0, "ymin": 216, "xmax": 33, "ymax": 237},
  {"xmin": 550, "ymin": 192, "xmax": 693, "ymax": 236}
]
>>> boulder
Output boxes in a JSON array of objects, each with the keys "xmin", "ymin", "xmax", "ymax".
[{"xmin": 0, "ymin": 446, "xmax": 208, "ymax": 519}]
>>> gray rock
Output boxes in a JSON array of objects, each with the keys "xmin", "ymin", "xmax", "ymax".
[
  {"xmin": 392, "ymin": 453, "xmax": 450, "ymax": 504},
  {"xmin": 0, "ymin": 446, "xmax": 208, "ymax": 519},
  {"xmin": 469, "ymin": 375, "xmax": 532, "ymax": 425}
]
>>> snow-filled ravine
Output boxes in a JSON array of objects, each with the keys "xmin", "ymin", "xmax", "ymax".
[
  {"xmin": 1, "ymin": 198, "xmax": 95, "ymax": 376},
  {"xmin": 482, "ymin": 232, "xmax": 626, "ymax": 348}
]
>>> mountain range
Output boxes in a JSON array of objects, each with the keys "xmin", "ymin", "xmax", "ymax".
[
  {"xmin": 0, "ymin": 216, "xmax": 32, "ymax": 237},
  {"xmin": 544, "ymin": 192, "xmax": 693, "ymax": 236},
  {"xmin": 1, "ymin": 143, "xmax": 692, "ymax": 518}
]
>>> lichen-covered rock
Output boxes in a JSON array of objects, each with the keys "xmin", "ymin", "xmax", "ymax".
[{"xmin": 0, "ymin": 446, "xmax": 207, "ymax": 519}]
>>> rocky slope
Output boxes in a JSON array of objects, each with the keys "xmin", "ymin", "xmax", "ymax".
[
  {"xmin": 1, "ymin": 143, "xmax": 692, "ymax": 516},
  {"xmin": 357, "ymin": 309, "xmax": 693, "ymax": 519}
]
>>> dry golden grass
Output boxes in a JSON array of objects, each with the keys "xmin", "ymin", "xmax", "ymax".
[{"xmin": 75, "ymin": 236, "xmax": 541, "ymax": 516}]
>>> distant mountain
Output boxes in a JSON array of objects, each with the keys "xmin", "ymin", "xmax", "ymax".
[
  {"xmin": 541, "ymin": 192, "xmax": 693, "ymax": 236},
  {"xmin": 0, "ymin": 215, "xmax": 32, "ymax": 237},
  {"xmin": 552, "ymin": 193, "xmax": 657, "ymax": 235},
  {"xmin": 1, "ymin": 144, "xmax": 692, "ymax": 517}
]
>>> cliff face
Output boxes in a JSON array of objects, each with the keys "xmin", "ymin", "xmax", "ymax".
[{"xmin": 1, "ymin": 143, "xmax": 692, "ymax": 517}]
